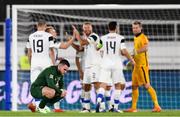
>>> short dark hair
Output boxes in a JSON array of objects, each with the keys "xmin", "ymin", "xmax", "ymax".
[
  {"xmin": 133, "ymin": 21, "xmax": 142, "ymax": 27},
  {"xmin": 108, "ymin": 21, "xmax": 117, "ymax": 31},
  {"xmin": 59, "ymin": 59, "xmax": 70, "ymax": 67}
]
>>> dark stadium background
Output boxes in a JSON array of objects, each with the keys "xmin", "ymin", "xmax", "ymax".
[
  {"xmin": 0, "ymin": 0, "xmax": 179, "ymax": 40},
  {"xmin": 0, "ymin": 0, "xmax": 180, "ymax": 111},
  {"xmin": 0, "ymin": 0, "xmax": 180, "ymax": 22}
]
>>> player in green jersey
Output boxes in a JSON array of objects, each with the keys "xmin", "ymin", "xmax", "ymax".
[{"xmin": 28, "ymin": 59, "xmax": 70, "ymax": 113}]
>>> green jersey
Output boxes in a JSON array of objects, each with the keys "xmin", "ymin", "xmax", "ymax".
[{"xmin": 32, "ymin": 66, "xmax": 64, "ymax": 95}]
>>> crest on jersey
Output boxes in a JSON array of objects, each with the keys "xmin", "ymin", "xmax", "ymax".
[{"xmin": 49, "ymin": 74, "xmax": 54, "ymax": 79}]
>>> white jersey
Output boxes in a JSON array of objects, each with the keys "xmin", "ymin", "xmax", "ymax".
[
  {"xmin": 26, "ymin": 31, "xmax": 54, "ymax": 68},
  {"xmin": 100, "ymin": 32, "xmax": 126, "ymax": 69},
  {"xmin": 83, "ymin": 33, "xmax": 101, "ymax": 68}
]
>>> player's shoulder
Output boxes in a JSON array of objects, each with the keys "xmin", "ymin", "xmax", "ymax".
[
  {"xmin": 44, "ymin": 66, "xmax": 56, "ymax": 73},
  {"xmin": 100, "ymin": 33, "xmax": 109, "ymax": 39},
  {"xmin": 41, "ymin": 31, "xmax": 53, "ymax": 37},
  {"xmin": 116, "ymin": 34, "xmax": 125, "ymax": 39},
  {"xmin": 29, "ymin": 31, "xmax": 36, "ymax": 38},
  {"xmin": 89, "ymin": 32, "xmax": 99, "ymax": 41},
  {"xmin": 140, "ymin": 33, "xmax": 149, "ymax": 40}
]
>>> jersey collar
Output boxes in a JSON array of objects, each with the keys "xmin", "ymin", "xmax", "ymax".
[{"xmin": 135, "ymin": 32, "xmax": 142, "ymax": 37}]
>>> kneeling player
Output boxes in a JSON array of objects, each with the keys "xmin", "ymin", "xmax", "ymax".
[{"xmin": 28, "ymin": 59, "xmax": 70, "ymax": 113}]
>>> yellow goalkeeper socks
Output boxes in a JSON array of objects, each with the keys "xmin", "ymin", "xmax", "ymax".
[
  {"xmin": 132, "ymin": 88, "xmax": 139, "ymax": 109},
  {"xmin": 147, "ymin": 86, "xmax": 159, "ymax": 107}
]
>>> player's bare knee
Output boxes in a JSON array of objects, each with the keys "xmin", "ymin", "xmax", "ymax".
[
  {"xmin": 121, "ymin": 84, "xmax": 125, "ymax": 90},
  {"xmin": 84, "ymin": 84, "xmax": 91, "ymax": 91},
  {"xmin": 93, "ymin": 82, "xmax": 101, "ymax": 90},
  {"xmin": 114, "ymin": 83, "xmax": 121, "ymax": 90},
  {"xmin": 100, "ymin": 82, "xmax": 107, "ymax": 89},
  {"xmin": 42, "ymin": 87, "xmax": 55, "ymax": 99},
  {"xmin": 106, "ymin": 86, "xmax": 112, "ymax": 90},
  {"xmin": 144, "ymin": 84, "xmax": 151, "ymax": 89}
]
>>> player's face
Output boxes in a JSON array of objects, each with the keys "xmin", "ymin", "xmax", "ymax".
[
  {"xmin": 83, "ymin": 24, "xmax": 92, "ymax": 36},
  {"xmin": 132, "ymin": 24, "xmax": 142, "ymax": 35},
  {"xmin": 60, "ymin": 65, "xmax": 69, "ymax": 75},
  {"xmin": 49, "ymin": 28, "xmax": 57, "ymax": 38}
]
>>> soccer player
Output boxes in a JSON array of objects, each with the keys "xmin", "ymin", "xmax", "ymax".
[
  {"xmin": 71, "ymin": 41, "xmax": 85, "ymax": 110},
  {"xmin": 96, "ymin": 21, "xmax": 135, "ymax": 113},
  {"xmin": 45, "ymin": 26, "xmax": 74, "ymax": 112},
  {"xmin": 73, "ymin": 23, "xmax": 102, "ymax": 112},
  {"xmin": 30, "ymin": 59, "xmax": 70, "ymax": 113},
  {"xmin": 124, "ymin": 21, "xmax": 161, "ymax": 112},
  {"xmin": 26, "ymin": 20, "xmax": 55, "ymax": 111}
]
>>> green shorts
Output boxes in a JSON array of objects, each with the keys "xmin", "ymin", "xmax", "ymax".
[{"xmin": 30, "ymin": 84, "xmax": 43, "ymax": 99}]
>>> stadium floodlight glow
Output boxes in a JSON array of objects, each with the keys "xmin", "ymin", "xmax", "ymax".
[{"xmin": 12, "ymin": 4, "xmax": 180, "ymax": 111}]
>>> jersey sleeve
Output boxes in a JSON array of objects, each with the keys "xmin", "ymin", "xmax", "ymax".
[
  {"xmin": 26, "ymin": 37, "xmax": 30, "ymax": 48},
  {"xmin": 49, "ymin": 36, "xmax": 55, "ymax": 48},
  {"xmin": 87, "ymin": 34, "xmax": 99, "ymax": 44},
  {"xmin": 46, "ymin": 73, "xmax": 62, "ymax": 95},
  {"xmin": 142, "ymin": 36, "xmax": 149, "ymax": 45},
  {"xmin": 58, "ymin": 78, "xmax": 64, "ymax": 89},
  {"xmin": 53, "ymin": 42, "xmax": 61, "ymax": 49},
  {"xmin": 120, "ymin": 37, "xmax": 126, "ymax": 50}
]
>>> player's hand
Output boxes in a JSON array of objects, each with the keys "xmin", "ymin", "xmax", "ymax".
[
  {"xmin": 65, "ymin": 32, "xmax": 73, "ymax": 41},
  {"xmin": 130, "ymin": 59, "xmax": 136, "ymax": 66},
  {"xmin": 60, "ymin": 90, "xmax": 67, "ymax": 97},
  {"xmin": 72, "ymin": 25, "xmax": 79, "ymax": 34}
]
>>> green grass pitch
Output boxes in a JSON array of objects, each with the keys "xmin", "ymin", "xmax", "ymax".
[{"xmin": 0, "ymin": 110, "xmax": 180, "ymax": 117}]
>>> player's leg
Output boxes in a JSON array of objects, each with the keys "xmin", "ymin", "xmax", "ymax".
[
  {"xmin": 112, "ymin": 69, "xmax": 125, "ymax": 113},
  {"xmin": 81, "ymin": 68, "xmax": 91, "ymax": 112},
  {"xmin": 37, "ymin": 86, "xmax": 56, "ymax": 113},
  {"xmin": 124, "ymin": 67, "xmax": 139, "ymax": 112},
  {"xmin": 80, "ymin": 59, "xmax": 85, "ymax": 111},
  {"xmin": 28, "ymin": 67, "xmax": 42, "ymax": 112},
  {"xmin": 91, "ymin": 66, "xmax": 106, "ymax": 112},
  {"xmin": 141, "ymin": 66, "xmax": 161, "ymax": 112},
  {"xmin": 96, "ymin": 68, "xmax": 110, "ymax": 112},
  {"xmin": 80, "ymin": 83, "xmax": 85, "ymax": 110},
  {"xmin": 105, "ymin": 85, "xmax": 113, "ymax": 111}
]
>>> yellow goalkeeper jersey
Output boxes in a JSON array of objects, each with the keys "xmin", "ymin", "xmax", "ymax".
[{"xmin": 133, "ymin": 33, "xmax": 149, "ymax": 67}]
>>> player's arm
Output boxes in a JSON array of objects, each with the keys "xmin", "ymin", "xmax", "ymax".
[
  {"xmin": 120, "ymin": 38, "xmax": 135, "ymax": 65},
  {"xmin": 72, "ymin": 25, "xmax": 89, "ymax": 46},
  {"xmin": 49, "ymin": 48, "xmax": 55, "ymax": 65},
  {"xmin": 58, "ymin": 78, "xmax": 67, "ymax": 97},
  {"xmin": 46, "ymin": 73, "xmax": 63, "ymax": 95},
  {"xmin": 135, "ymin": 44, "xmax": 148, "ymax": 54},
  {"xmin": 59, "ymin": 35, "xmax": 75, "ymax": 49},
  {"xmin": 48, "ymin": 36, "xmax": 56, "ymax": 65},
  {"xmin": 26, "ymin": 38, "xmax": 32, "ymax": 64},
  {"xmin": 71, "ymin": 42, "xmax": 84, "ymax": 52},
  {"xmin": 133, "ymin": 37, "xmax": 149, "ymax": 55},
  {"xmin": 27, "ymin": 48, "xmax": 32, "ymax": 64},
  {"xmin": 121, "ymin": 49, "xmax": 135, "ymax": 66},
  {"xmin": 58, "ymin": 78, "xmax": 64, "ymax": 89}
]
